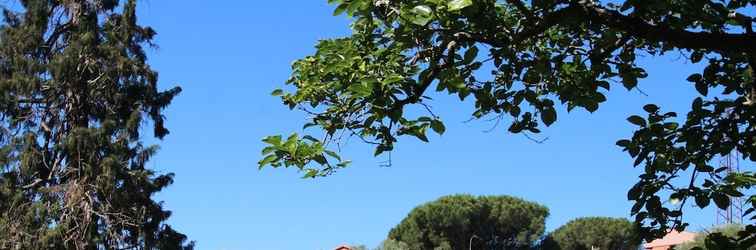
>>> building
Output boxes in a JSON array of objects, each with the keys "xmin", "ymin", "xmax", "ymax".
[
  {"xmin": 334, "ymin": 245, "xmax": 353, "ymax": 250},
  {"xmin": 643, "ymin": 231, "xmax": 697, "ymax": 250}
]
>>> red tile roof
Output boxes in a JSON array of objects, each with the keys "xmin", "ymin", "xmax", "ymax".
[{"xmin": 644, "ymin": 231, "xmax": 697, "ymax": 249}]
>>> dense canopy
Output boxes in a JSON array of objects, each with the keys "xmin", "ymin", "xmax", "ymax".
[
  {"xmin": 261, "ymin": 0, "xmax": 756, "ymax": 246},
  {"xmin": 542, "ymin": 217, "xmax": 640, "ymax": 250},
  {"xmin": 387, "ymin": 194, "xmax": 549, "ymax": 250}
]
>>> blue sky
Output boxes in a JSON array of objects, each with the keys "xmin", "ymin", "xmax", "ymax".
[{"xmin": 133, "ymin": 1, "xmax": 736, "ymax": 249}]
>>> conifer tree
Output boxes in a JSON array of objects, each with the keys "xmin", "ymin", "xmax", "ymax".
[
  {"xmin": 542, "ymin": 217, "xmax": 640, "ymax": 250},
  {"xmin": 0, "ymin": 0, "xmax": 192, "ymax": 249},
  {"xmin": 387, "ymin": 194, "xmax": 548, "ymax": 250}
]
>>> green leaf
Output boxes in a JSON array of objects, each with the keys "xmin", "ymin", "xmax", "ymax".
[
  {"xmin": 448, "ymin": 0, "xmax": 473, "ymax": 11},
  {"xmin": 633, "ymin": 153, "xmax": 645, "ymax": 166},
  {"xmin": 303, "ymin": 122, "xmax": 318, "ymax": 129},
  {"xmin": 271, "ymin": 89, "xmax": 284, "ymax": 96},
  {"xmin": 463, "ymin": 46, "xmax": 478, "ymax": 64},
  {"xmin": 745, "ymin": 207, "xmax": 755, "ymax": 217},
  {"xmin": 692, "ymin": 97, "xmax": 703, "ymax": 110},
  {"xmin": 621, "ymin": 71, "xmax": 639, "ymax": 90},
  {"xmin": 627, "ymin": 115, "xmax": 646, "ymax": 127},
  {"xmin": 713, "ymin": 193, "xmax": 730, "ymax": 210},
  {"xmin": 410, "ymin": 16, "xmax": 432, "ymax": 26},
  {"xmin": 302, "ymin": 135, "xmax": 319, "ymax": 142},
  {"xmin": 722, "ymin": 188, "xmax": 744, "ymax": 198},
  {"xmin": 508, "ymin": 122, "xmax": 523, "ymax": 133},
  {"xmin": 337, "ymin": 160, "xmax": 352, "ymax": 168},
  {"xmin": 410, "ymin": 5, "xmax": 433, "ymax": 26},
  {"xmin": 695, "ymin": 194, "xmax": 710, "ymax": 208},
  {"xmin": 628, "ymin": 183, "xmax": 642, "ymax": 200},
  {"xmin": 312, "ymin": 155, "xmax": 328, "ymax": 165},
  {"xmin": 631, "ymin": 201, "xmax": 644, "ymax": 214},
  {"xmin": 384, "ymin": 75, "xmax": 405, "ymax": 84},
  {"xmin": 333, "ymin": 3, "xmax": 348, "ymax": 16},
  {"xmin": 348, "ymin": 82, "xmax": 372, "ymax": 97},
  {"xmin": 597, "ymin": 80, "xmax": 611, "ymax": 90},
  {"xmin": 324, "ymin": 150, "xmax": 341, "ymax": 161},
  {"xmin": 690, "ymin": 51, "xmax": 704, "ymax": 63},
  {"xmin": 686, "ymin": 73, "xmax": 703, "ymax": 82},
  {"xmin": 430, "ymin": 120, "xmax": 446, "ymax": 135},
  {"xmin": 695, "ymin": 81, "xmax": 709, "ymax": 96},
  {"xmin": 261, "ymin": 146, "xmax": 275, "ymax": 155},
  {"xmin": 541, "ymin": 108, "xmax": 557, "ymax": 126},
  {"xmin": 259, "ymin": 155, "xmax": 278, "ymax": 169},
  {"xmin": 415, "ymin": 130, "xmax": 429, "ymax": 142},
  {"xmin": 262, "ymin": 135, "xmax": 283, "ymax": 146},
  {"xmin": 412, "ymin": 5, "xmax": 432, "ymax": 16},
  {"xmin": 374, "ymin": 145, "xmax": 390, "ymax": 156},
  {"xmin": 303, "ymin": 170, "xmax": 318, "ymax": 178},
  {"xmin": 664, "ymin": 122, "xmax": 679, "ymax": 130},
  {"xmin": 642, "ymin": 104, "xmax": 658, "ymax": 113}
]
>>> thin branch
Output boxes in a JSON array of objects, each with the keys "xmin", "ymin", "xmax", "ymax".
[
  {"xmin": 523, "ymin": 132, "xmax": 549, "ymax": 144},
  {"xmin": 578, "ymin": 1, "xmax": 756, "ymax": 54},
  {"xmin": 469, "ymin": 2, "xmax": 755, "ymax": 54}
]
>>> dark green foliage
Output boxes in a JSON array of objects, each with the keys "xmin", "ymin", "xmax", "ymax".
[
  {"xmin": 676, "ymin": 224, "xmax": 756, "ymax": 250},
  {"xmin": 387, "ymin": 194, "xmax": 548, "ymax": 250},
  {"xmin": 541, "ymin": 217, "xmax": 640, "ymax": 250},
  {"xmin": 0, "ymin": 0, "xmax": 191, "ymax": 249},
  {"xmin": 376, "ymin": 239, "xmax": 411, "ymax": 250},
  {"xmin": 262, "ymin": 0, "xmax": 756, "ymax": 246}
]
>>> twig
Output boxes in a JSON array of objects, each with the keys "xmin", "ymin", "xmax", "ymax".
[{"xmin": 523, "ymin": 132, "xmax": 549, "ymax": 144}]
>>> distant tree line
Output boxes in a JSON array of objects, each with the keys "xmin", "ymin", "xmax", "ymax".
[{"xmin": 353, "ymin": 194, "xmax": 642, "ymax": 250}]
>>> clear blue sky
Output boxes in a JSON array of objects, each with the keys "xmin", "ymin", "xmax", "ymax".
[{"xmin": 134, "ymin": 1, "xmax": 734, "ymax": 249}]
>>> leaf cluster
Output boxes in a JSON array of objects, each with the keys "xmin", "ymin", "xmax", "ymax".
[{"xmin": 264, "ymin": 0, "xmax": 756, "ymax": 247}]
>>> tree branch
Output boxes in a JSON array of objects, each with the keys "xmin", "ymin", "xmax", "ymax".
[
  {"xmin": 395, "ymin": 40, "xmax": 449, "ymax": 107},
  {"xmin": 578, "ymin": 2, "xmax": 756, "ymax": 54},
  {"xmin": 474, "ymin": 2, "xmax": 755, "ymax": 54}
]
